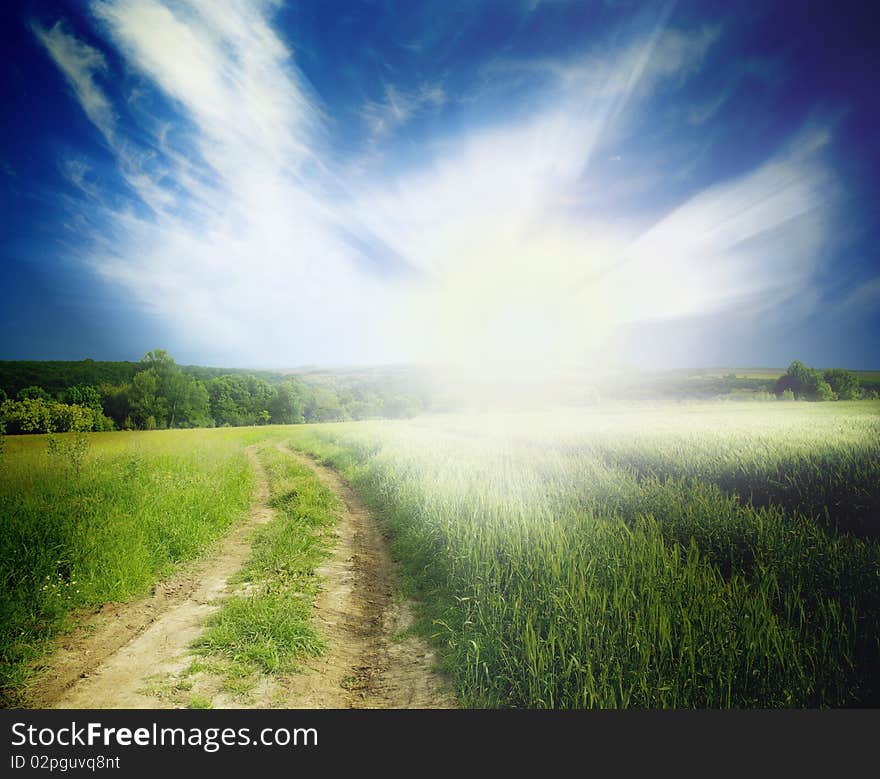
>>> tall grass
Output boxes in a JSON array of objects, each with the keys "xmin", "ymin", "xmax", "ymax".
[
  {"xmin": 0, "ymin": 428, "xmax": 262, "ymax": 704},
  {"xmin": 286, "ymin": 402, "xmax": 880, "ymax": 708}
]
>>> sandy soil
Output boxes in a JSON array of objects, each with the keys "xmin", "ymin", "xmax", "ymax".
[{"xmin": 25, "ymin": 442, "xmax": 456, "ymax": 709}]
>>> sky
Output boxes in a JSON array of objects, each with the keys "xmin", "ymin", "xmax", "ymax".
[{"xmin": 1, "ymin": 0, "xmax": 879, "ymax": 371}]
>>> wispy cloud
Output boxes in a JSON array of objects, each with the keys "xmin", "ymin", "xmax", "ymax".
[
  {"xmin": 33, "ymin": 1, "xmax": 398, "ymax": 365},
  {"xmin": 685, "ymin": 90, "xmax": 729, "ymax": 125},
  {"xmin": 600, "ymin": 129, "xmax": 836, "ymax": 325},
  {"xmin": 31, "ymin": 20, "xmax": 115, "ymax": 142},
  {"xmin": 360, "ymin": 82, "xmax": 446, "ymax": 141},
  {"xmin": 32, "ymin": 17, "xmax": 175, "ymax": 214},
  {"xmin": 344, "ymin": 26, "xmax": 840, "ymax": 370},
  {"xmin": 840, "ymin": 277, "xmax": 880, "ymax": 317}
]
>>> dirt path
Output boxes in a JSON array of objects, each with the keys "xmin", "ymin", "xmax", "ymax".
[
  {"xmin": 28, "ymin": 446, "xmax": 275, "ymax": 708},
  {"xmin": 27, "ymin": 442, "xmax": 456, "ymax": 709},
  {"xmin": 277, "ymin": 444, "xmax": 456, "ymax": 708}
]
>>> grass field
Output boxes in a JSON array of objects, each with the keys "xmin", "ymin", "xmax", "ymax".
[
  {"xmin": 0, "ymin": 427, "xmax": 270, "ymax": 704},
  {"xmin": 2, "ymin": 401, "xmax": 879, "ymax": 708},
  {"xmin": 285, "ymin": 401, "xmax": 880, "ymax": 708}
]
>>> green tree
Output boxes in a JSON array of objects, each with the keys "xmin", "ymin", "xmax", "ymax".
[
  {"xmin": 268, "ymin": 384, "xmax": 305, "ymax": 425},
  {"xmin": 180, "ymin": 378, "xmax": 212, "ymax": 427},
  {"xmin": 208, "ymin": 374, "xmax": 274, "ymax": 426},
  {"xmin": 65, "ymin": 384, "xmax": 103, "ymax": 413},
  {"xmin": 98, "ymin": 383, "xmax": 131, "ymax": 427},
  {"xmin": 776, "ymin": 361, "xmax": 835, "ymax": 401},
  {"xmin": 128, "ymin": 369, "xmax": 166, "ymax": 429},
  {"xmin": 163, "ymin": 370, "xmax": 189, "ymax": 428},
  {"xmin": 208, "ymin": 376, "xmax": 244, "ymax": 426},
  {"xmin": 304, "ymin": 387, "xmax": 345, "ymax": 422},
  {"xmin": 17, "ymin": 385, "xmax": 51, "ymax": 401},
  {"xmin": 46, "ymin": 406, "xmax": 92, "ymax": 476},
  {"xmin": 139, "ymin": 350, "xmax": 184, "ymax": 427},
  {"xmin": 823, "ymin": 369, "xmax": 860, "ymax": 400}
]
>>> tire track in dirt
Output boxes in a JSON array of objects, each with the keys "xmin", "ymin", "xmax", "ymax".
[
  {"xmin": 26, "ymin": 441, "xmax": 457, "ymax": 709},
  {"xmin": 277, "ymin": 444, "xmax": 457, "ymax": 709},
  {"xmin": 28, "ymin": 445, "xmax": 274, "ymax": 708}
]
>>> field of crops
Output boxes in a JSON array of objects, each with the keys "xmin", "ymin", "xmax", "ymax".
[{"xmin": 286, "ymin": 401, "xmax": 880, "ymax": 708}]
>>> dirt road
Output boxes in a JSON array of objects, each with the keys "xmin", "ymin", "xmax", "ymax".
[
  {"xmin": 26, "ymin": 443, "xmax": 456, "ymax": 709},
  {"xmin": 278, "ymin": 445, "xmax": 456, "ymax": 708}
]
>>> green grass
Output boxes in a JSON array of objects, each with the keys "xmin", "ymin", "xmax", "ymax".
[
  {"xmin": 191, "ymin": 444, "xmax": 337, "ymax": 680},
  {"xmin": 186, "ymin": 695, "xmax": 213, "ymax": 709},
  {"xmin": 0, "ymin": 427, "xmax": 263, "ymax": 705},
  {"xmin": 285, "ymin": 401, "xmax": 880, "ymax": 708},
  {"xmin": 3, "ymin": 401, "xmax": 878, "ymax": 710}
]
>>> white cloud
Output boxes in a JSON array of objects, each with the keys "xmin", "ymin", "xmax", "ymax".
[
  {"xmin": 34, "ymin": 4, "xmax": 843, "ymax": 372},
  {"xmin": 344, "ymin": 31, "xmax": 838, "ymax": 373},
  {"xmin": 58, "ymin": 0, "xmax": 395, "ymax": 365},
  {"xmin": 361, "ymin": 82, "xmax": 446, "ymax": 140},
  {"xmin": 602, "ymin": 141, "xmax": 835, "ymax": 324},
  {"xmin": 32, "ymin": 20, "xmax": 115, "ymax": 142},
  {"xmin": 32, "ymin": 17, "xmax": 178, "ymax": 215}
]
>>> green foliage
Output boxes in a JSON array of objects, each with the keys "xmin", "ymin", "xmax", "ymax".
[
  {"xmin": 0, "ymin": 398, "xmax": 109, "ymax": 434},
  {"xmin": 98, "ymin": 383, "xmax": 130, "ymax": 426},
  {"xmin": 815, "ymin": 379, "xmax": 835, "ymax": 401},
  {"xmin": 65, "ymin": 385, "xmax": 103, "ymax": 413},
  {"xmin": 128, "ymin": 369, "xmax": 166, "ymax": 428},
  {"xmin": 0, "ymin": 428, "xmax": 255, "ymax": 704},
  {"xmin": 0, "ymin": 360, "xmax": 141, "ymax": 400},
  {"xmin": 208, "ymin": 374, "xmax": 274, "ymax": 427},
  {"xmin": 46, "ymin": 431, "xmax": 90, "ymax": 477},
  {"xmin": 268, "ymin": 383, "xmax": 305, "ymax": 425},
  {"xmin": 136, "ymin": 350, "xmax": 210, "ymax": 429},
  {"xmin": 17, "ymin": 385, "xmax": 52, "ymax": 401},
  {"xmin": 777, "ymin": 361, "xmax": 850, "ymax": 401},
  {"xmin": 44, "ymin": 403, "xmax": 94, "ymax": 476},
  {"xmin": 304, "ymin": 386, "xmax": 345, "ymax": 422},
  {"xmin": 823, "ymin": 369, "xmax": 860, "ymax": 400},
  {"xmin": 0, "ymin": 353, "xmax": 432, "ymax": 430}
]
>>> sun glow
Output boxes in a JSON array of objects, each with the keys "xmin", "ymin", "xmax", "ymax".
[{"xmin": 31, "ymin": 3, "xmax": 841, "ymax": 370}]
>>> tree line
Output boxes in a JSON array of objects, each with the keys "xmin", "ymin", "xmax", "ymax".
[
  {"xmin": 0, "ymin": 350, "xmax": 424, "ymax": 434},
  {"xmin": 774, "ymin": 361, "xmax": 874, "ymax": 401}
]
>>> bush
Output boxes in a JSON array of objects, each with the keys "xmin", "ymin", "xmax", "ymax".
[
  {"xmin": 778, "ymin": 361, "xmax": 849, "ymax": 401},
  {"xmin": 823, "ymin": 369, "xmax": 860, "ymax": 400},
  {"xmin": 0, "ymin": 399, "xmax": 111, "ymax": 434}
]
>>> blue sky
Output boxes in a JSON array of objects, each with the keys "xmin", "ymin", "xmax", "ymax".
[{"xmin": 2, "ymin": 0, "xmax": 878, "ymax": 370}]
